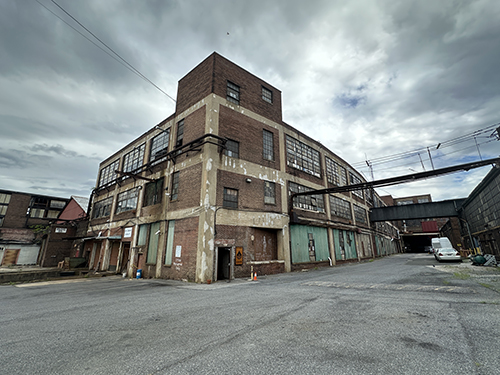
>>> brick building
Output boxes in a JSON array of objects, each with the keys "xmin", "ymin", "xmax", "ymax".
[
  {"xmin": 38, "ymin": 196, "xmax": 89, "ymax": 267},
  {"xmin": 459, "ymin": 167, "xmax": 500, "ymax": 256},
  {"xmin": 0, "ymin": 190, "xmax": 69, "ymax": 265},
  {"xmin": 85, "ymin": 52, "xmax": 399, "ymax": 282}
]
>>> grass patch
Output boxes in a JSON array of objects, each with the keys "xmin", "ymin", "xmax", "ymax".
[
  {"xmin": 479, "ymin": 283, "xmax": 494, "ymax": 290},
  {"xmin": 442, "ymin": 280, "xmax": 451, "ymax": 285},
  {"xmin": 453, "ymin": 272, "xmax": 471, "ymax": 280},
  {"xmin": 480, "ymin": 301, "xmax": 499, "ymax": 305}
]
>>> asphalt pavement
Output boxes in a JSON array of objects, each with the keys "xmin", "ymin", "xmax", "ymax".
[{"xmin": 1, "ymin": 253, "xmax": 499, "ymax": 375}]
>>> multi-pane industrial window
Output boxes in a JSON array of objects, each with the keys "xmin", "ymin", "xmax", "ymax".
[
  {"xmin": 150, "ymin": 129, "xmax": 170, "ymax": 161},
  {"xmin": 123, "ymin": 144, "xmax": 145, "ymax": 173},
  {"xmin": 262, "ymin": 87, "xmax": 273, "ymax": 103},
  {"xmin": 223, "ymin": 188, "xmax": 238, "ymax": 208},
  {"xmin": 115, "ymin": 189, "xmax": 138, "ymax": 214},
  {"xmin": 286, "ymin": 135, "xmax": 321, "ymax": 178},
  {"xmin": 98, "ymin": 160, "xmax": 119, "ymax": 187},
  {"xmin": 264, "ymin": 181, "xmax": 276, "ymax": 204},
  {"xmin": 227, "ymin": 81, "xmax": 240, "ymax": 105},
  {"xmin": 92, "ymin": 197, "xmax": 113, "ymax": 219},
  {"xmin": 325, "ymin": 157, "xmax": 347, "ymax": 186},
  {"xmin": 329, "ymin": 195, "xmax": 352, "ymax": 220},
  {"xmin": 0, "ymin": 193, "xmax": 11, "ymax": 225},
  {"xmin": 176, "ymin": 120, "xmax": 184, "ymax": 148},
  {"xmin": 289, "ymin": 182, "xmax": 325, "ymax": 212},
  {"xmin": 349, "ymin": 172, "xmax": 364, "ymax": 199},
  {"xmin": 143, "ymin": 178, "xmax": 164, "ymax": 207},
  {"xmin": 263, "ymin": 130, "xmax": 274, "ymax": 161},
  {"xmin": 224, "ymin": 139, "xmax": 239, "ymax": 158},
  {"xmin": 353, "ymin": 204, "xmax": 368, "ymax": 225},
  {"xmin": 171, "ymin": 171, "xmax": 179, "ymax": 201}
]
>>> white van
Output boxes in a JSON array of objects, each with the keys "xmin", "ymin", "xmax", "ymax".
[{"xmin": 432, "ymin": 237, "xmax": 453, "ymax": 258}]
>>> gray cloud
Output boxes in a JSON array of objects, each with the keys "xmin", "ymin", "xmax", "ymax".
[{"xmin": 1, "ymin": 0, "xmax": 499, "ymax": 201}]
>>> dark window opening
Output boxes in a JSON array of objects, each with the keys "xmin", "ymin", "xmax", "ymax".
[
  {"xmin": 227, "ymin": 81, "xmax": 240, "ymax": 105},
  {"xmin": 223, "ymin": 188, "xmax": 238, "ymax": 208}
]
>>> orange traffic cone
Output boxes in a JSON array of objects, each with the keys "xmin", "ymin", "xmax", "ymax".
[{"xmin": 253, "ymin": 272, "xmax": 257, "ymax": 281}]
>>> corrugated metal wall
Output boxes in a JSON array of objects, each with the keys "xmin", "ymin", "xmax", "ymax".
[{"xmin": 290, "ymin": 225, "xmax": 329, "ymax": 263}]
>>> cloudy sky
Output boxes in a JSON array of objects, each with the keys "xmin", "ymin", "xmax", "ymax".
[{"xmin": 1, "ymin": 0, "xmax": 499, "ymax": 202}]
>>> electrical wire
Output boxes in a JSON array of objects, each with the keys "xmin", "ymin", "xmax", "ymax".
[
  {"xmin": 352, "ymin": 122, "xmax": 499, "ymax": 168},
  {"xmin": 36, "ymin": 0, "xmax": 176, "ymax": 103}
]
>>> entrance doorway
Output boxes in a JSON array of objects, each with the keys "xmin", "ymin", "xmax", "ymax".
[{"xmin": 217, "ymin": 247, "xmax": 231, "ymax": 281}]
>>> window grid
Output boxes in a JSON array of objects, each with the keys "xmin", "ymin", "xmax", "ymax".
[
  {"xmin": 144, "ymin": 178, "xmax": 164, "ymax": 207},
  {"xmin": 224, "ymin": 139, "xmax": 239, "ymax": 158},
  {"xmin": 92, "ymin": 197, "xmax": 113, "ymax": 219},
  {"xmin": 99, "ymin": 160, "xmax": 119, "ymax": 187},
  {"xmin": 329, "ymin": 195, "xmax": 352, "ymax": 220},
  {"xmin": 349, "ymin": 172, "xmax": 364, "ymax": 199},
  {"xmin": 264, "ymin": 181, "xmax": 276, "ymax": 204},
  {"xmin": 353, "ymin": 204, "xmax": 368, "ymax": 225},
  {"xmin": 150, "ymin": 129, "xmax": 170, "ymax": 161},
  {"xmin": 286, "ymin": 135, "xmax": 321, "ymax": 177},
  {"xmin": 326, "ymin": 157, "xmax": 347, "ymax": 186},
  {"xmin": 263, "ymin": 130, "xmax": 274, "ymax": 161},
  {"xmin": 223, "ymin": 188, "xmax": 238, "ymax": 208},
  {"xmin": 262, "ymin": 87, "xmax": 273, "ymax": 103},
  {"xmin": 289, "ymin": 182, "xmax": 325, "ymax": 212},
  {"xmin": 0, "ymin": 193, "xmax": 12, "ymax": 204},
  {"xmin": 123, "ymin": 144, "xmax": 145, "ymax": 173},
  {"xmin": 176, "ymin": 120, "xmax": 184, "ymax": 148},
  {"xmin": 227, "ymin": 81, "xmax": 240, "ymax": 105},
  {"xmin": 116, "ymin": 189, "xmax": 138, "ymax": 214},
  {"xmin": 171, "ymin": 172, "xmax": 179, "ymax": 201}
]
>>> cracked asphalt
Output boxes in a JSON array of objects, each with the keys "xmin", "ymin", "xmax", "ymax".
[{"xmin": 1, "ymin": 253, "xmax": 499, "ymax": 375}]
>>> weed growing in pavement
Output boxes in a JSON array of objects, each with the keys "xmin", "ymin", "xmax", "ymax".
[
  {"xmin": 453, "ymin": 272, "xmax": 471, "ymax": 280},
  {"xmin": 479, "ymin": 283, "xmax": 494, "ymax": 290}
]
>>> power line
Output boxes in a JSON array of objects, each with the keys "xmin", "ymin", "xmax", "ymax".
[
  {"xmin": 352, "ymin": 122, "xmax": 499, "ymax": 168},
  {"xmin": 37, "ymin": 0, "xmax": 176, "ymax": 103}
]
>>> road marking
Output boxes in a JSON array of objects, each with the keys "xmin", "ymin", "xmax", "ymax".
[{"xmin": 302, "ymin": 281, "xmax": 475, "ymax": 293}]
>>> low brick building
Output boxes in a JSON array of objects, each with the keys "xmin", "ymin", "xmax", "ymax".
[
  {"xmin": 85, "ymin": 52, "xmax": 399, "ymax": 282},
  {"xmin": 0, "ymin": 190, "xmax": 69, "ymax": 265}
]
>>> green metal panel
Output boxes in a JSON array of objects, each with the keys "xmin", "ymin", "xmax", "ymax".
[
  {"xmin": 333, "ymin": 229, "xmax": 342, "ymax": 260},
  {"xmin": 344, "ymin": 231, "xmax": 357, "ymax": 259},
  {"xmin": 290, "ymin": 225, "xmax": 329, "ymax": 263},
  {"xmin": 146, "ymin": 222, "xmax": 160, "ymax": 264},
  {"xmin": 165, "ymin": 220, "xmax": 175, "ymax": 266},
  {"xmin": 290, "ymin": 225, "xmax": 310, "ymax": 263},
  {"xmin": 310, "ymin": 226, "xmax": 329, "ymax": 261}
]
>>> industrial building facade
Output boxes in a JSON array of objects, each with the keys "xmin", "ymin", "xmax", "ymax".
[{"xmin": 85, "ymin": 52, "xmax": 399, "ymax": 283}]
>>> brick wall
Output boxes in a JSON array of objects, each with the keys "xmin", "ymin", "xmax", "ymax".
[
  {"xmin": 182, "ymin": 106, "xmax": 206, "ymax": 144},
  {"xmin": 219, "ymin": 105, "xmax": 280, "ymax": 168},
  {"xmin": 217, "ymin": 170, "xmax": 282, "ymax": 213},
  {"xmin": 215, "ymin": 225, "xmax": 282, "ymax": 278},
  {"xmin": 2, "ymin": 193, "xmax": 31, "ymax": 228},
  {"xmin": 40, "ymin": 225, "xmax": 76, "ymax": 267},
  {"xmin": 169, "ymin": 163, "xmax": 203, "ymax": 211},
  {"xmin": 0, "ymin": 228, "xmax": 35, "ymax": 242},
  {"xmin": 176, "ymin": 54, "xmax": 214, "ymax": 115},
  {"xmin": 160, "ymin": 216, "xmax": 199, "ymax": 281},
  {"xmin": 212, "ymin": 54, "xmax": 282, "ymax": 123}
]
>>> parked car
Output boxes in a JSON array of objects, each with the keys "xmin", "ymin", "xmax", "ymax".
[
  {"xmin": 424, "ymin": 246, "xmax": 433, "ymax": 253},
  {"xmin": 435, "ymin": 247, "xmax": 462, "ymax": 262},
  {"xmin": 432, "ymin": 237, "xmax": 453, "ymax": 258}
]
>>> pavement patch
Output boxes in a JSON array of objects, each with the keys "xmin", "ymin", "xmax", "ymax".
[{"xmin": 302, "ymin": 280, "xmax": 475, "ymax": 293}]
